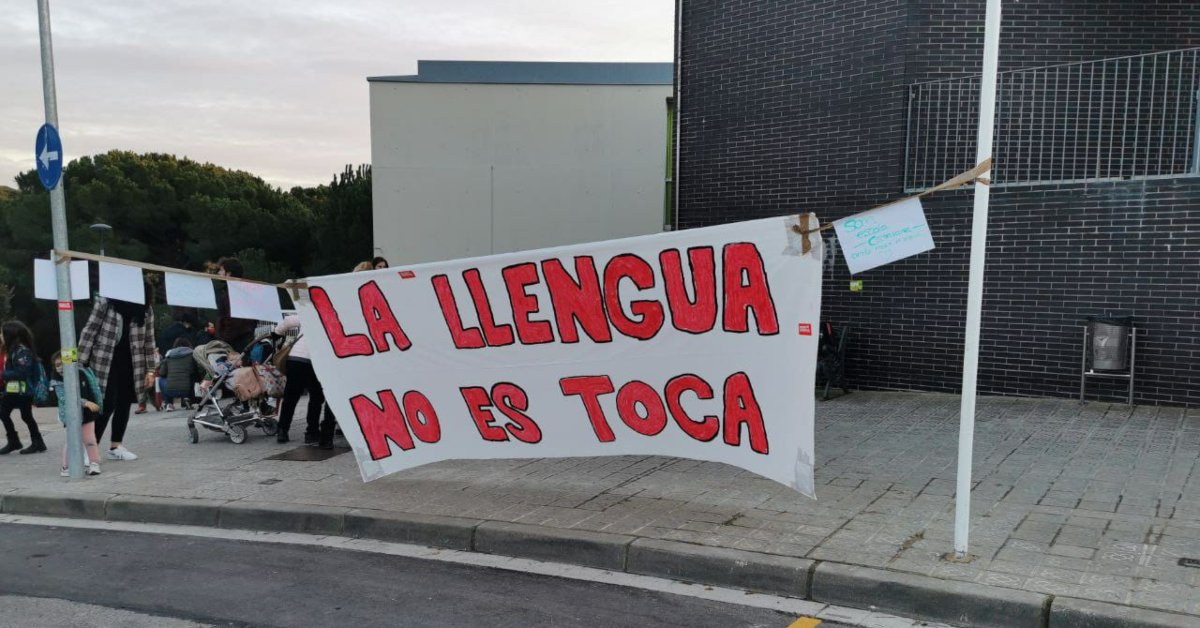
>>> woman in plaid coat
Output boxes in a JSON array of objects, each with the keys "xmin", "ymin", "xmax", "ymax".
[{"xmin": 78, "ymin": 290, "xmax": 158, "ymax": 461}]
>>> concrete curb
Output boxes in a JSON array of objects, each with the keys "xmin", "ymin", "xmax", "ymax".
[
  {"xmin": 3, "ymin": 490, "xmax": 1198, "ymax": 628},
  {"xmin": 1049, "ymin": 597, "xmax": 1200, "ymax": 628},
  {"xmin": 627, "ymin": 538, "xmax": 812, "ymax": 597},
  {"xmin": 344, "ymin": 509, "xmax": 480, "ymax": 551},
  {"xmin": 218, "ymin": 501, "xmax": 347, "ymax": 536},
  {"xmin": 1, "ymin": 490, "xmax": 114, "ymax": 520},
  {"xmin": 108, "ymin": 495, "xmax": 224, "ymax": 527},
  {"xmin": 475, "ymin": 520, "xmax": 633, "ymax": 571},
  {"xmin": 811, "ymin": 562, "xmax": 1048, "ymax": 628}
]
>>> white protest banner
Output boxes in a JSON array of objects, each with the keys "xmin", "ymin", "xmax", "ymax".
[
  {"xmin": 834, "ymin": 197, "xmax": 934, "ymax": 275},
  {"xmin": 98, "ymin": 261, "xmax": 145, "ymax": 304},
  {"xmin": 228, "ymin": 281, "xmax": 283, "ymax": 322},
  {"xmin": 165, "ymin": 272, "xmax": 218, "ymax": 310},
  {"xmin": 299, "ymin": 216, "xmax": 823, "ymax": 496},
  {"xmin": 34, "ymin": 259, "xmax": 89, "ymax": 300}
]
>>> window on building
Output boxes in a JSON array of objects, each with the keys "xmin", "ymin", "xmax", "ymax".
[{"xmin": 904, "ymin": 47, "xmax": 1200, "ymax": 191}]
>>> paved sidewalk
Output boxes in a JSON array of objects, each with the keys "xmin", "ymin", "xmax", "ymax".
[{"xmin": 4, "ymin": 392, "xmax": 1199, "ymax": 625}]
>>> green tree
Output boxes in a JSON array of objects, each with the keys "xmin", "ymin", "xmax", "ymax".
[
  {"xmin": 296, "ymin": 164, "xmax": 374, "ymax": 275},
  {"xmin": 0, "ymin": 151, "xmax": 372, "ymax": 355}
]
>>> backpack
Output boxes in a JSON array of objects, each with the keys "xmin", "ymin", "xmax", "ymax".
[
  {"xmin": 78, "ymin": 365, "xmax": 104, "ymax": 409},
  {"xmin": 30, "ymin": 358, "xmax": 51, "ymax": 406}
]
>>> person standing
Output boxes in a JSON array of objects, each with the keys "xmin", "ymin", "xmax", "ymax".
[
  {"xmin": 273, "ymin": 314, "xmax": 334, "ymax": 448},
  {"xmin": 215, "ymin": 258, "xmax": 257, "ymax": 352},
  {"xmin": 78, "ymin": 287, "xmax": 158, "ymax": 462},
  {"xmin": 0, "ymin": 321, "xmax": 46, "ymax": 454},
  {"xmin": 50, "ymin": 354, "xmax": 102, "ymax": 476}
]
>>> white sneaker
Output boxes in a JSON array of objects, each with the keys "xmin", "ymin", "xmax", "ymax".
[
  {"xmin": 87, "ymin": 462, "xmax": 101, "ymax": 475},
  {"xmin": 60, "ymin": 467, "xmax": 69, "ymax": 477},
  {"xmin": 105, "ymin": 446, "xmax": 138, "ymax": 461},
  {"xmin": 164, "ymin": 403, "xmax": 175, "ymax": 412}
]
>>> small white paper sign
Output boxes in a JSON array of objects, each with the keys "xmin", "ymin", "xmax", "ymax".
[
  {"xmin": 98, "ymin": 261, "xmax": 145, "ymax": 304},
  {"xmin": 228, "ymin": 281, "xmax": 282, "ymax": 322},
  {"xmin": 34, "ymin": 259, "xmax": 90, "ymax": 300},
  {"xmin": 165, "ymin": 273, "xmax": 217, "ymax": 310},
  {"xmin": 834, "ymin": 197, "xmax": 935, "ymax": 275}
]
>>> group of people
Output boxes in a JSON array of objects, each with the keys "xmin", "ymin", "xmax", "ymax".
[
  {"xmin": 0, "ymin": 282, "xmax": 156, "ymax": 475},
  {"xmin": 273, "ymin": 256, "xmax": 388, "ymax": 449},
  {"xmin": 0, "ymin": 254, "xmax": 391, "ymax": 477}
]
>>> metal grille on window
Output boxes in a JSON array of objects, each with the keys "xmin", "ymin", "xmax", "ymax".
[{"xmin": 904, "ymin": 47, "xmax": 1200, "ymax": 191}]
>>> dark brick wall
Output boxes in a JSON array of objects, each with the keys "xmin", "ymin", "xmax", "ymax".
[
  {"xmin": 677, "ymin": 0, "xmax": 1200, "ymax": 406},
  {"xmin": 909, "ymin": 1, "xmax": 1200, "ymax": 82},
  {"xmin": 823, "ymin": 178, "xmax": 1200, "ymax": 406},
  {"xmin": 678, "ymin": 0, "xmax": 910, "ymax": 222}
]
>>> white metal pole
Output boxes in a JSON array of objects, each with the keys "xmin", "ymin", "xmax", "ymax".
[
  {"xmin": 37, "ymin": 0, "xmax": 87, "ymax": 479},
  {"xmin": 954, "ymin": 0, "xmax": 1003, "ymax": 558},
  {"xmin": 672, "ymin": 0, "xmax": 683, "ymax": 231}
]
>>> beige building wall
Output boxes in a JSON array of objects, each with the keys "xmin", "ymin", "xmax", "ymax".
[{"xmin": 370, "ymin": 79, "xmax": 671, "ymax": 265}]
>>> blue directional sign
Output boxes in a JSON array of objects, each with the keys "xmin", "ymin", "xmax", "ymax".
[{"xmin": 35, "ymin": 123, "xmax": 63, "ymax": 190}]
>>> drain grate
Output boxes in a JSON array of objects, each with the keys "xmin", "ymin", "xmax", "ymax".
[
  {"xmin": 264, "ymin": 445, "xmax": 351, "ymax": 462},
  {"xmin": 1179, "ymin": 557, "xmax": 1200, "ymax": 569}
]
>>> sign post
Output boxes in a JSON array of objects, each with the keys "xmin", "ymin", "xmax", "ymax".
[
  {"xmin": 37, "ymin": 0, "xmax": 86, "ymax": 479},
  {"xmin": 954, "ymin": 0, "xmax": 1003, "ymax": 558}
]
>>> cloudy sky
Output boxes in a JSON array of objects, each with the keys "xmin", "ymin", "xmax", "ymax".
[{"xmin": 0, "ymin": 1, "xmax": 674, "ymax": 189}]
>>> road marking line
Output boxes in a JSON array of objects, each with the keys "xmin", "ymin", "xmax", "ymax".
[{"xmin": 788, "ymin": 618, "xmax": 822, "ymax": 628}]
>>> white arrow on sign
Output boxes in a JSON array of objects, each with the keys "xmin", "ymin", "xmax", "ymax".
[{"xmin": 39, "ymin": 143, "xmax": 59, "ymax": 169}]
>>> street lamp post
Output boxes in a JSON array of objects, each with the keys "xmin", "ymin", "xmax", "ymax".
[{"xmin": 90, "ymin": 222, "xmax": 112, "ymax": 255}]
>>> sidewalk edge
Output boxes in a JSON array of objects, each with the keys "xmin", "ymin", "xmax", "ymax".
[{"xmin": 5, "ymin": 490, "xmax": 1199, "ymax": 628}]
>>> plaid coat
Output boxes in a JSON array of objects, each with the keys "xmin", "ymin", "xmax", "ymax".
[{"xmin": 78, "ymin": 298, "xmax": 158, "ymax": 394}]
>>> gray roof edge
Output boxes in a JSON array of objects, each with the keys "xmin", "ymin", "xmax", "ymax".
[{"xmin": 367, "ymin": 60, "xmax": 673, "ymax": 85}]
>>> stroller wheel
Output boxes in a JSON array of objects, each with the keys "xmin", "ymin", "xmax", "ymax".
[
  {"xmin": 260, "ymin": 418, "xmax": 279, "ymax": 436},
  {"xmin": 188, "ymin": 425, "xmax": 199, "ymax": 443},
  {"xmin": 228, "ymin": 424, "xmax": 248, "ymax": 444}
]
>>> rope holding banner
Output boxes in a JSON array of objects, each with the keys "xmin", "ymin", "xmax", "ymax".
[
  {"xmin": 790, "ymin": 159, "xmax": 993, "ymax": 243},
  {"xmin": 53, "ymin": 159, "xmax": 992, "ymax": 297},
  {"xmin": 54, "ymin": 249, "xmax": 311, "ymax": 293}
]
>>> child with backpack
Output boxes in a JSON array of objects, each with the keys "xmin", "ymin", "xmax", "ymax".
[
  {"xmin": 50, "ymin": 354, "xmax": 103, "ymax": 476},
  {"xmin": 1, "ymin": 320, "xmax": 47, "ymax": 454}
]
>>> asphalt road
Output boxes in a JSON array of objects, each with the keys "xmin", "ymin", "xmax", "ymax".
[{"xmin": 0, "ymin": 523, "xmax": 844, "ymax": 628}]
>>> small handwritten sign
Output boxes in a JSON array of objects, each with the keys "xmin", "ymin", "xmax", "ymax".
[{"xmin": 833, "ymin": 197, "xmax": 934, "ymax": 275}]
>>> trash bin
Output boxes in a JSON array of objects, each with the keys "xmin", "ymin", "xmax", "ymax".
[{"xmin": 1088, "ymin": 316, "xmax": 1133, "ymax": 371}]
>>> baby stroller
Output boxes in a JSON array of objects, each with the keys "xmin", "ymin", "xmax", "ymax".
[{"xmin": 187, "ymin": 336, "xmax": 284, "ymax": 444}]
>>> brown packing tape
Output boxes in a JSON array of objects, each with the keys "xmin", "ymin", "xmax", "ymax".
[
  {"xmin": 801, "ymin": 218, "xmax": 810, "ymax": 255},
  {"xmin": 285, "ymin": 281, "xmax": 307, "ymax": 303},
  {"xmin": 788, "ymin": 215, "xmax": 825, "ymax": 255}
]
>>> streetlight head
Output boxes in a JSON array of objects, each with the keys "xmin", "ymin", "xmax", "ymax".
[{"xmin": 90, "ymin": 223, "xmax": 113, "ymax": 234}]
